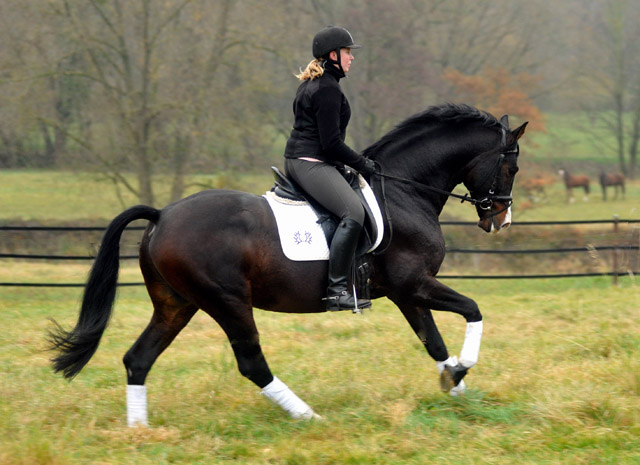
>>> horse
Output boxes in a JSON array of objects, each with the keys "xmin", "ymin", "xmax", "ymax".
[
  {"xmin": 48, "ymin": 103, "xmax": 527, "ymax": 425},
  {"xmin": 519, "ymin": 173, "xmax": 554, "ymax": 203},
  {"xmin": 599, "ymin": 171, "xmax": 625, "ymax": 200},
  {"xmin": 558, "ymin": 169, "xmax": 590, "ymax": 202}
]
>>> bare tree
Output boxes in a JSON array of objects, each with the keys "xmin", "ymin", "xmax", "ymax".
[
  {"xmin": 0, "ymin": 1, "xmax": 76, "ymax": 168},
  {"xmin": 577, "ymin": 0, "xmax": 640, "ymax": 177},
  {"xmin": 3, "ymin": 0, "xmax": 636, "ymax": 193},
  {"xmin": 42, "ymin": 0, "xmax": 200, "ymax": 204}
]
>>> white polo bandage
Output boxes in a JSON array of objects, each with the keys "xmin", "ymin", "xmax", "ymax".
[
  {"xmin": 261, "ymin": 376, "xmax": 317, "ymax": 420},
  {"xmin": 459, "ymin": 320, "xmax": 483, "ymax": 368},
  {"xmin": 436, "ymin": 355, "xmax": 458, "ymax": 374},
  {"xmin": 127, "ymin": 384, "xmax": 148, "ymax": 427}
]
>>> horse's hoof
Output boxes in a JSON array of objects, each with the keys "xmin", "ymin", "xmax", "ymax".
[
  {"xmin": 439, "ymin": 364, "xmax": 468, "ymax": 392},
  {"xmin": 440, "ymin": 366, "xmax": 455, "ymax": 392}
]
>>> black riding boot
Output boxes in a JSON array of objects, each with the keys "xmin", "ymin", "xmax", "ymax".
[{"xmin": 326, "ymin": 218, "xmax": 372, "ymax": 311}]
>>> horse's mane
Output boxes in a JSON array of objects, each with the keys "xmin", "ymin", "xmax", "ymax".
[{"xmin": 363, "ymin": 103, "xmax": 501, "ymax": 157}]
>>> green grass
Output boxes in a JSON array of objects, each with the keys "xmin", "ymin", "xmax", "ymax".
[
  {"xmin": 2, "ymin": 168, "xmax": 638, "ymax": 224},
  {"xmin": 526, "ymin": 112, "xmax": 616, "ymax": 166},
  {"xmin": 0, "ymin": 277, "xmax": 638, "ymax": 464},
  {"xmin": 0, "ymin": 170, "xmax": 274, "ymax": 222},
  {"xmin": 1, "ymin": 142, "xmax": 639, "ymax": 463}
]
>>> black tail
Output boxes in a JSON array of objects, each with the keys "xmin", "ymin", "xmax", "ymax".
[{"xmin": 48, "ymin": 205, "xmax": 160, "ymax": 379}]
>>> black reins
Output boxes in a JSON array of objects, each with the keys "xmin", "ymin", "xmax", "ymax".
[{"xmin": 373, "ymin": 170, "xmax": 508, "ymax": 210}]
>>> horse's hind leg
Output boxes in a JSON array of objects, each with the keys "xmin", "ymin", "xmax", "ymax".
[
  {"xmin": 201, "ymin": 300, "xmax": 319, "ymax": 420},
  {"xmin": 123, "ymin": 284, "xmax": 198, "ymax": 426},
  {"xmin": 615, "ymin": 185, "xmax": 623, "ymax": 199}
]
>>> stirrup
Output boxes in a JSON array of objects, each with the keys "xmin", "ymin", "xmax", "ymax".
[{"xmin": 325, "ymin": 291, "xmax": 371, "ymax": 312}]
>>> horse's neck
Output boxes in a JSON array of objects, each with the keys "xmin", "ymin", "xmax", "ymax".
[
  {"xmin": 371, "ymin": 122, "xmax": 497, "ymax": 232},
  {"xmin": 380, "ymin": 151, "xmax": 465, "ymax": 227}
]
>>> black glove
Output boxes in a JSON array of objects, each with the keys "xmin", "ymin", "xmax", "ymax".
[{"xmin": 359, "ymin": 158, "xmax": 376, "ymax": 176}]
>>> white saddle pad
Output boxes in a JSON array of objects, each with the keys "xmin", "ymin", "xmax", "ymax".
[{"xmin": 263, "ymin": 174, "xmax": 384, "ymax": 261}]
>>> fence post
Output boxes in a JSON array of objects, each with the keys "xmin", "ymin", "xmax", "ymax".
[
  {"xmin": 612, "ymin": 215, "xmax": 619, "ymax": 286},
  {"xmin": 631, "ymin": 226, "xmax": 640, "ymax": 273}
]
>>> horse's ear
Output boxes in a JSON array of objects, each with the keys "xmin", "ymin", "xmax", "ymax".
[
  {"xmin": 511, "ymin": 121, "xmax": 528, "ymax": 141},
  {"xmin": 500, "ymin": 115, "xmax": 509, "ymax": 128}
]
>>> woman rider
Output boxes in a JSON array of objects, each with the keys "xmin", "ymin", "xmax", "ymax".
[{"xmin": 283, "ymin": 26, "xmax": 376, "ymax": 311}]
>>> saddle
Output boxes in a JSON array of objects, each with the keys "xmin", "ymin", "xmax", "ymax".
[
  {"xmin": 269, "ymin": 166, "xmax": 378, "ymax": 257},
  {"xmin": 268, "ymin": 166, "xmax": 382, "ymax": 302}
]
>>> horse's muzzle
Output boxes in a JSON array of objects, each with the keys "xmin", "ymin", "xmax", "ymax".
[{"xmin": 477, "ymin": 203, "xmax": 512, "ymax": 233}]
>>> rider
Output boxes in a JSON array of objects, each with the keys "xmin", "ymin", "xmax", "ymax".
[{"xmin": 283, "ymin": 26, "xmax": 376, "ymax": 311}]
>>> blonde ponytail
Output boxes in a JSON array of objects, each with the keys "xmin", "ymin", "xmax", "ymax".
[{"xmin": 295, "ymin": 59, "xmax": 325, "ymax": 81}]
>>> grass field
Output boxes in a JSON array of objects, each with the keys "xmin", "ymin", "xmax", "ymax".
[
  {"xmin": 0, "ymin": 276, "xmax": 638, "ymax": 464},
  {"xmin": 1, "ymin": 165, "xmax": 639, "ymax": 464},
  {"xmin": 1, "ymin": 170, "xmax": 639, "ymax": 224}
]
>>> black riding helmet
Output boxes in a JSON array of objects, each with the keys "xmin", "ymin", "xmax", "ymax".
[{"xmin": 312, "ymin": 26, "xmax": 361, "ymax": 59}]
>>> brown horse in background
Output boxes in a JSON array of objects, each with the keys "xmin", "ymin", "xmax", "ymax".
[
  {"xmin": 600, "ymin": 171, "xmax": 625, "ymax": 200},
  {"xmin": 558, "ymin": 169, "xmax": 590, "ymax": 202}
]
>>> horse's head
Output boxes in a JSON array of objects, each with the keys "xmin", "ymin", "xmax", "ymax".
[{"xmin": 464, "ymin": 115, "xmax": 527, "ymax": 233}]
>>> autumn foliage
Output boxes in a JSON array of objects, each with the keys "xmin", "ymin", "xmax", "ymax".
[{"xmin": 443, "ymin": 67, "xmax": 546, "ymax": 132}]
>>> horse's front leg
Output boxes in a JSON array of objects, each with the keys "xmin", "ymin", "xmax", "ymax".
[
  {"xmin": 397, "ymin": 304, "xmax": 468, "ymax": 395},
  {"xmin": 394, "ymin": 277, "xmax": 484, "ymax": 395}
]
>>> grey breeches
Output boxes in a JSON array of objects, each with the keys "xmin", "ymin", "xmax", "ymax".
[{"xmin": 284, "ymin": 158, "xmax": 365, "ymax": 226}]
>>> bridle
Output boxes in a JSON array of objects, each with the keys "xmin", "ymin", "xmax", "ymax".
[
  {"xmin": 372, "ymin": 127, "xmax": 519, "ymax": 214},
  {"xmin": 369, "ymin": 127, "xmax": 518, "ymax": 256}
]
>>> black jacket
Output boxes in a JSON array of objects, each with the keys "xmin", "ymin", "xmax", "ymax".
[{"xmin": 283, "ymin": 64, "xmax": 367, "ymax": 172}]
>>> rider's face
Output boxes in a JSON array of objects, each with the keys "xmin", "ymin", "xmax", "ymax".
[{"xmin": 329, "ymin": 48, "xmax": 354, "ymax": 73}]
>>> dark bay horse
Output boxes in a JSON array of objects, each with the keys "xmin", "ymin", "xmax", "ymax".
[
  {"xmin": 558, "ymin": 169, "xmax": 590, "ymax": 202},
  {"xmin": 600, "ymin": 171, "xmax": 625, "ymax": 200},
  {"xmin": 49, "ymin": 103, "xmax": 527, "ymax": 425}
]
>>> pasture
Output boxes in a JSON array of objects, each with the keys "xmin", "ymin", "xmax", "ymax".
[
  {"xmin": 1, "ymin": 170, "xmax": 639, "ymax": 464},
  {"xmin": 0, "ymin": 276, "xmax": 638, "ymax": 464},
  {"xmin": 2, "ymin": 170, "xmax": 640, "ymax": 224}
]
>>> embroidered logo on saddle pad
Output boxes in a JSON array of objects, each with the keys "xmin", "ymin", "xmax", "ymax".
[{"xmin": 263, "ymin": 175, "xmax": 384, "ymax": 261}]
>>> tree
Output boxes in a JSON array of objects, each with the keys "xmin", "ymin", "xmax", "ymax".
[
  {"xmin": 340, "ymin": 0, "xmax": 555, "ymax": 150},
  {"xmin": 2, "ymin": 0, "xmax": 632, "ymax": 194},
  {"xmin": 0, "ymin": 1, "xmax": 77, "ymax": 168},
  {"xmin": 577, "ymin": 0, "xmax": 640, "ymax": 178},
  {"xmin": 51, "ymin": 0, "xmax": 206, "ymax": 205},
  {"xmin": 443, "ymin": 67, "xmax": 546, "ymax": 132}
]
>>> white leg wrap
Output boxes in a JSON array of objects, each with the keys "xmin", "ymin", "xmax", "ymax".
[
  {"xmin": 459, "ymin": 320, "xmax": 483, "ymax": 368},
  {"xmin": 450, "ymin": 379, "xmax": 466, "ymax": 396},
  {"xmin": 436, "ymin": 355, "xmax": 458, "ymax": 374},
  {"xmin": 260, "ymin": 376, "xmax": 318, "ymax": 420},
  {"xmin": 127, "ymin": 384, "xmax": 148, "ymax": 427}
]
